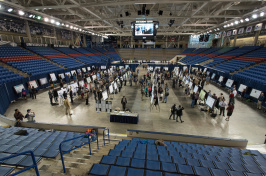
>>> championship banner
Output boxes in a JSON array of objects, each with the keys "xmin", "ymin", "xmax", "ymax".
[
  {"xmin": 246, "ymin": 26, "xmax": 252, "ymax": 33},
  {"xmin": 238, "ymin": 28, "xmax": 244, "ymax": 34},
  {"xmin": 232, "ymin": 29, "xmax": 237, "ymax": 35},
  {"xmin": 226, "ymin": 31, "xmax": 232, "ymax": 37},
  {"xmin": 222, "ymin": 31, "xmax": 226, "ymax": 37},
  {"xmin": 254, "ymin": 23, "xmax": 263, "ymax": 31}
]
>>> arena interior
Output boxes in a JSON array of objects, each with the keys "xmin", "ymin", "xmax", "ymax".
[{"xmin": 0, "ymin": 0, "xmax": 266, "ymax": 175}]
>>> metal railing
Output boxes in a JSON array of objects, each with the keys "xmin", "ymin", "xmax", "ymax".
[
  {"xmin": 0, "ymin": 150, "xmax": 39, "ymax": 176},
  {"xmin": 59, "ymin": 132, "xmax": 99, "ymax": 173},
  {"xmin": 103, "ymin": 128, "xmax": 110, "ymax": 146}
]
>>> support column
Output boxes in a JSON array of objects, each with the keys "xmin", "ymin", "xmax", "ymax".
[
  {"xmin": 233, "ymin": 33, "xmax": 238, "ymax": 47},
  {"xmin": 24, "ymin": 20, "xmax": 32, "ymax": 43},
  {"xmin": 83, "ymin": 34, "xmax": 87, "ymax": 47},
  {"xmin": 253, "ymin": 31, "xmax": 260, "ymax": 46},
  {"xmin": 166, "ymin": 37, "xmax": 168, "ymax": 48},
  {"xmin": 120, "ymin": 36, "xmax": 122, "ymax": 48},
  {"xmin": 53, "ymin": 27, "xmax": 57, "ymax": 44},
  {"xmin": 177, "ymin": 35, "xmax": 180, "ymax": 48},
  {"xmin": 71, "ymin": 31, "xmax": 74, "ymax": 45}
]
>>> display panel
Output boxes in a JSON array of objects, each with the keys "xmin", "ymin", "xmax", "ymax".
[
  {"xmin": 86, "ymin": 77, "xmax": 91, "ymax": 83},
  {"xmin": 193, "ymin": 85, "xmax": 198, "ymax": 93},
  {"xmin": 135, "ymin": 23, "xmax": 154, "ymax": 36},
  {"xmin": 50, "ymin": 73, "xmax": 57, "ymax": 82},
  {"xmin": 77, "ymin": 69, "xmax": 81, "ymax": 73},
  {"xmin": 14, "ymin": 84, "xmax": 25, "ymax": 94},
  {"xmin": 185, "ymin": 80, "xmax": 189, "ymax": 85},
  {"xmin": 199, "ymin": 90, "xmax": 206, "ymax": 100},
  {"xmin": 39, "ymin": 78, "xmax": 48, "ymax": 85},
  {"xmin": 87, "ymin": 67, "xmax": 91, "ymax": 71},
  {"xmin": 238, "ymin": 84, "xmax": 247, "ymax": 92},
  {"xmin": 109, "ymin": 85, "xmax": 114, "ymax": 93},
  {"xmin": 114, "ymin": 82, "xmax": 118, "ymax": 90},
  {"xmin": 218, "ymin": 76, "xmax": 223, "ymax": 82},
  {"xmin": 189, "ymin": 82, "xmax": 193, "ymax": 89},
  {"xmin": 79, "ymin": 80, "xmax": 84, "ymax": 87},
  {"xmin": 225, "ymin": 79, "xmax": 234, "ymax": 87},
  {"xmin": 102, "ymin": 91, "xmax": 108, "ymax": 100},
  {"xmin": 183, "ymin": 66, "xmax": 187, "ymax": 71},
  {"xmin": 82, "ymin": 68, "xmax": 86, "ymax": 72},
  {"xmin": 71, "ymin": 70, "xmax": 77, "ymax": 76},
  {"xmin": 203, "ymin": 68, "xmax": 207, "ymax": 73},
  {"xmin": 65, "ymin": 72, "xmax": 71, "ymax": 77},
  {"xmin": 163, "ymin": 67, "xmax": 168, "ymax": 71},
  {"xmin": 148, "ymin": 67, "xmax": 153, "ymax": 71},
  {"xmin": 97, "ymin": 73, "xmax": 101, "ymax": 79},
  {"xmin": 101, "ymin": 66, "xmax": 106, "ymax": 70},
  {"xmin": 68, "ymin": 82, "xmax": 78, "ymax": 93},
  {"xmin": 125, "ymin": 65, "xmax": 129, "ymax": 69},
  {"xmin": 206, "ymin": 96, "xmax": 216, "ymax": 109},
  {"xmin": 211, "ymin": 73, "xmax": 216, "ymax": 79},
  {"xmin": 250, "ymin": 89, "xmax": 262, "ymax": 99},
  {"xmin": 58, "ymin": 73, "xmax": 65, "ymax": 79},
  {"xmin": 119, "ymin": 66, "xmax": 124, "ymax": 69},
  {"xmin": 29, "ymin": 80, "xmax": 38, "ymax": 88},
  {"xmin": 92, "ymin": 75, "xmax": 97, "ymax": 80}
]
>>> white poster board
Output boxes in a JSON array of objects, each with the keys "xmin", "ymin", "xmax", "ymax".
[
  {"xmin": 225, "ymin": 79, "xmax": 234, "ymax": 87},
  {"xmin": 125, "ymin": 65, "xmax": 129, "ymax": 69},
  {"xmin": 185, "ymin": 80, "xmax": 189, "ymax": 85},
  {"xmin": 163, "ymin": 67, "xmax": 169, "ymax": 71},
  {"xmin": 86, "ymin": 77, "xmax": 91, "ymax": 83},
  {"xmin": 77, "ymin": 69, "xmax": 81, "ymax": 73},
  {"xmin": 50, "ymin": 73, "xmax": 57, "ymax": 82},
  {"xmin": 87, "ymin": 67, "xmax": 91, "ymax": 71},
  {"xmin": 65, "ymin": 72, "xmax": 71, "ymax": 77},
  {"xmin": 39, "ymin": 78, "xmax": 48, "ymax": 85},
  {"xmin": 68, "ymin": 82, "xmax": 78, "ymax": 93},
  {"xmin": 29, "ymin": 80, "xmax": 38, "ymax": 88},
  {"xmin": 14, "ymin": 84, "xmax": 25, "ymax": 94},
  {"xmin": 211, "ymin": 73, "xmax": 216, "ymax": 79},
  {"xmin": 203, "ymin": 68, "xmax": 207, "ymax": 73},
  {"xmin": 250, "ymin": 89, "xmax": 262, "ymax": 99},
  {"xmin": 71, "ymin": 70, "xmax": 77, "ymax": 76},
  {"xmin": 238, "ymin": 84, "xmax": 247, "ymax": 92},
  {"xmin": 192, "ymin": 67, "xmax": 198, "ymax": 72},
  {"xmin": 92, "ymin": 75, "xmax": 97, "ymax": 80},
  {"xmin": 182, "ymin": 77, "xmax": 186, "ymax": 82},
  {"xmin": 199, "ymin": 90, "xmax": 206, "ymax": 100},
  {"xmin": 101, "ymin": 66, "xmax": 106, "ymax": 70},
  {"xmin": 183, "ymin": 66, "xmax": 187, "ymax": 71},
  {"xmin": 58, "ymin": 73, "xmax": 65, "ymax": 79},
  {"xmin": 218, "ymin": 76, "xmax": 223, "ymax": 82},
  {"xmin": 193, "ymin": 85, "xmax": 198, "ymax": 93},
  {"xmin": 109, "ymin": 85, "xmax": 114, "ymax": 93},
  {"xmin": 102, "ymin": 91, "xmax": 108, "ymax": 100},
  {"xmin": 207, "ymin": 71, "xmax": 210, "ymax": 75},
  {"xmin": 189, "ymin": 82, "xmax": 193, "ymax": 89},
  {"xmin": 206, "ymin": 96, "xmax": 216, "ymax": 109},
  {"xmin": 82, "ymin": 68, "xmax": 86, "ymax": 72},
  {"xmin": 114, "ymin": 82, "xmax": 118, "ymax": 90},
  {"xmin": 155, "ymin": 67, "xmax": 160, "ymax": 70},
  {"xmin": 119, "ymin": 66, "xmax": 124, "ymax": 69},
  {"xmin": 79, "ymin": 80, "xmax": 84, "ymax": 87}
]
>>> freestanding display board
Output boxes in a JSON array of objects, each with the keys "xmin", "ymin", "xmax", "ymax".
[
  {"xmin": 206, "ymin": 96, "xmax": 216, "ymax": 109},
  {"xmin": 238, "ymin": 84, "xmax": 247, "ymax": 92},
  {"xmin": 39, "ymin": 78, "xmax": 48, "ymax": 85},
  {"xmin": 29, "ymin": 80, "xmax": 38, "ymax": 88},
  {"xmin": 50, "ymin": 73, "xmax": 57, "ymax": 82},
  {"xmin": 225, "ymin": 79, "xmax": 234, "ymax": 87},
  {"xmin": 250, "ymin": 89, "xmax": 262, "ymax": 99},
  {"xmin": 14, "ymin": 84, "xmax": 25, "ymax": 94}
]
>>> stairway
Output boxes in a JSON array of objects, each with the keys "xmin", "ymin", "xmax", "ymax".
[
  {"xmin": 16, "ymin": 138, "xmax": 121, "ymax": 176},
  {"xmin": 19, "ymin": 46, "xmax": 66, "ymax": 69},
  {"xmin": 199, "ymin": 59, "xmax": 213, "ymax": 66},
  {"xmin": 0, "ymin": 62, "xmax": 28, "ymax": 77}
]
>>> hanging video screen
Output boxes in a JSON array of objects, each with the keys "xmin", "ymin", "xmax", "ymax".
[{"xmin": 135, "ymin": 23, "xmax": 154, "ymax": 36}]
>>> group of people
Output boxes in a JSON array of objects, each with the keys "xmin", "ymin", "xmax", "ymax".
[
  {"xmin": 14, "ymin": 108, "xmax": 35, "ymax": 125},
  {"xmin": 169, "ymin": 104, "xmax": 185, "ymax": 123}
]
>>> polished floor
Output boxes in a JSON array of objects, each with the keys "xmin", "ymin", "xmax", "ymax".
[{"xmin": 4, "ymin": 67, "xmax": 266, "ymax": 145}]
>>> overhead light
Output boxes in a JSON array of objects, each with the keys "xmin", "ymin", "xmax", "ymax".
[
  {"xmin": 252, "ymin": 14, "xmax": 257, "ymax": 19},
  {"xmin": 227, "ymin": 24, "xmax": 230, "ymax": 27},
  {"xmin": 240, "ymin": 19, "xmax": 244, "ymax": 23},
  {"xmin": 36, "ymin": 16, "xmax": 41, "ymax": 20},
  {"xmin": 260, "ymin": 12, "xmax": 264, "ymax": 17},
  {"xmin": 50, "ymin": 19, "xmax": 55, "ymax": 24},
  {"xmin": 18, "ymin": 10, "xmax": 25, "ymax": 16},
  {"xmin": 66, "ymin": 24, "xmax": 69, "ymax": 27},
  {"xmin": 62, "ymin": 23, "xmax": 64, "ymax": 26},
  {"xmin": 7, "ymin": 8, "xmax": 13, "ymax": 12},
  {"xmin": 79, "ymin": 29, "xmax": 82, "ymax": 31},
  {"xmin": 214, "ymin": 29, "xmax": 216, "ymax": 31},
  {"xmin": 234, "ymin": 21, "xmax": 239, "ymax": 24},
  {"xmin": 70, "ymin": 26, "xmax": 73, "ymax": 29},
  {"xmin": 245, "ymin": 18, "xmax": 249, "ymax": 21},
  {"xmin": 44, "ymin": 17, "xmax": 49, "ymax": 22},
  {"xmin": 35, "ymin": 9, "xmax": 39, "ymax": 11},
  {"xmin": 223, "ymin": 25, "xmax": 227, "ymax": 28},
  {"xmin": 56, "ymin": 22, "xmax": 60, "ymax": 25},
  {"xmin": 29, "ymin": 14, "xmax": 33, "ymax": 18},
  {"xmin": 217, "ymin": 28, "xmax": 220, "ymax": 30}
]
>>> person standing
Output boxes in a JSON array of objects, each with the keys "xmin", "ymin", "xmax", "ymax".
[
  {"xmin": 64, "ymin": 97, "xmax": 72, "ymax": 116},
  {"xmin": 194, "ymin": 92, "xmax": 199, "ymax": 105},
  {"xmin": 141, "ymin": 86, "xmax": 145, "ymax": 101},
  {"xmin": 162, "ymin": 85, "xmax": 169, "ymax": 103},
  {"xmin": 206, "ymin": 75, "xmax": 210, "ymax": 85},
  {"xmin": 53, "ymin": 88, "xmax": 58, "ymax": 103},
  {"xmin": 69, "ymin": 89, "xmax": 74, "ymax": 103},
  {"xmin": 22, "ymin": 89, "xmax": 27, "ymax": 100},
  {"xmin": 219, "ymin": 98, "xmax": 227, "ymax": 117},
  {"xmin": 63, "ymin": 91, "xmax": 67, "ymax": 99},
  {"xmin": 48, "ymin": 89, "xmax": 53, "ymax": 105},
  {"xmin": 158, "ymin": 87, "xmax": 163, "ymax": 101},
  {"xmin": 169, "ymin": 104, "xmax": 176, "ymax": 120},
  {"xmin": 148, "ymin": 86, "xmax": 152, "ymax": 97},
  {"xmin": 85, "ymin": 89, "xmax": 89, "ymax": 105},
  {"xmin": 121, "ymin": 96, "xmax": 127, "ymax": 111},
  {"xmin": 93, "ymin": 88, "xmax": 97, "ymax": 100},
  {"xmin": 229, "ymin": 90, "xmax": 235, "ymax": 105},
  {"xmin": 31, "ymin": 86, "xmax": 36, "ymax": 99},
  {"xmin": 26, "ymin": 109, "xmax": 35, "ymax": 122},
  {"xmin": 144, "ymin": 84, "xmax": 148, "ymax": 97},
  {"xmin": 176, "ymin": 105, "xmax": 184, "ymax": 123},
  {"xmin": 191, "ymin": 92, "xmax": 195, "ymax": 108},
  {"xmin": 226, "ymin": 102, "xmax": 234, "ymax": 121},
  {"xmin": 257, "ymin": 92, "xmax": 264, "ymax": 110},
  {"xmin": 154, "ymin": 95, "xmax": 159, "ymax": 110}
]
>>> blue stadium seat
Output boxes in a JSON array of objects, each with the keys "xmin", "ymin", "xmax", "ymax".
[
  {"xmin": 194, "ymin": 166, "xmax": 212, "ymax": 176},
  {"xmin": 108, "ymin": 166, "xmax": 126, "ymax": 176},
  {"xmin": 101, "ymin": 155, "xmax": 117, "ymax": 165},
  {"xmin": 127, "ymin": 168, "xmax": 144, "ymax": 176},
  {"xmin": 210, "ymin": 168, "xmax": 228, "ymax": 176},
  {"xmin": 90, "ymin": 164, "xmax": 109, "ymax": 176},
  {"xmin": 115, "ymin": 157, "xmax": 130, "ymax": 167},
  {"xmin": 145, "ymin": 170, "xmax": 163, "ymax": 176},
  {"xmin": 161, "ymin": 162, "xmax": 177, "ymax": 173},
  {"xmin": 177, "ymin": 164, "xmax": 194, "ymax": 175},
  {"xmin": 130, "ymin": 158, "xmax": 145, "ymax": 169},
  {"xmin": 146, "ymin": 160, "xmax": 161, "ymax": 171},
  {"xmin": 0, "ymin": 166, "xmax": 14, "ymax": 176}
]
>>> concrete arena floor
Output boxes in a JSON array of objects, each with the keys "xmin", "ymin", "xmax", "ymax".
[{"xmin": 4, "ymin": 66, "xmax": 266, "ymax": 145}]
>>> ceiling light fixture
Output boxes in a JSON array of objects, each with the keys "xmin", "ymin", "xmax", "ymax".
[
  {"xmin": 50, "ymin": 19, "xmax": 55, "ymax": 24},
  {"xmin": 18, "ymin": 10, "xmax": 25, "ymax": 16},
  {"xmin": 252, "ymin": 14, "xmax": 258, "ymax": 19},
  {"xmin": 7, "ymin": 8, "xmax": 13, "ymax": 12},
  {"xmin": 260, "ymin": 12, "xmax": 264, "ymax": 17},
  {"xmin": 44, "ymin": 17, "xmax": 49, "ymax": 22},
  {"xmin": 245, "ymin": 18, "xmax": 249, "ymax": 21},
  {"xmin": 240, "ymin": 19, "xmax": 244, "ymax": 23}
]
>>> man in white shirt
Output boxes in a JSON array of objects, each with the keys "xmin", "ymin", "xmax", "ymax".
[
  {"xmin": 26, "ymin": 109, "xmax": 35, "ymax": 122},
  {"xmin": 233, "ymin": 88, "xmax": 237, "ymax": 97},
  {"xmin": 219, "ymin": 98, "xmax": 228, "ymax": 116}
]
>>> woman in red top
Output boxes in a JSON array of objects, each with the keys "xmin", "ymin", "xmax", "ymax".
[{"xmin": 226, "ymin": 102, "xmax": 234, "ymax": 121}]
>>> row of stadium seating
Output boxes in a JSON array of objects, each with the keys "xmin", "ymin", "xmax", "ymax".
[
  {"xmin": 89, "ymin": 138, "xmax": 266, "ymax": 176},
  {"xmin": 0, "ymin": 66, "xmax": 23, "ymax": 84}
]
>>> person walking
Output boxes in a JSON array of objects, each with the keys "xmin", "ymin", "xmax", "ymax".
[
  {"xmin": 154, "ymin": 95, "xmax": 159, "ymax": 110},
  {"xmin": 229, "ymin": 90, "xmax": 235, "ymax": 105},
  {"xmin": 14, "ymin": 109, "xmax": 24, "ymax": 122},
  {"xmin": 257, "ymin": 92, "xmax": 264, "ymax": 110},
  {"xmin": 28, "ymin": 85, "xmax": 32, "ymax": 98},
  {"xmin": 48, "ymin": 89, "xmax": 53, "ymax": 105},
  {"xmin": 31, "ymin": 86, "xmax": 36, "ymax": 99},
  {"xmin": 169, "ymin": 104, "xmax": 176, "ymax": 120},
  {"xmin": 69, "ymin": 89, "xmax": 74, "ymax": 103},
  {"xmin": 22, "ymin": 89, "xmax": 27, "ymax": 100},
  {"xmin": 162, "ymin": 85, "xmax": 169, "ymax": 103},
  {"xmin": 194, "ymin": 92, "xmax": 199, "ymax": 105},
  {"xmin": 93, "ymin": 88, "xmax": 97, "ymax": 100},
  {"xmin": 144, "ymin": 85, "xmax": 148, "ymax": 97},
  {"xmin": 191, "ymin": 92, "xmax": 195, "ymax": 108},
  {"xmin": 53, "ymin": 88, "xmax": 58, "ymax": 103},
  {"xmin": 121, "ymin": 96, "xmax": 127, "ymax": 111},
  {"xmin": 226, "ymin": 102, "xmax": 234, "ymax": 121},
  {"xmin": 141, "ymin": 86, "xmax": 145, "ymax": 101},
  {"xmin": 64, "ymin": 97, "xmax": 72, "ymax": 116},
  {"xmin": 176, "ymin": 105, "xmax": 184, "ymax": 123},
  {"xmin": 148, "ymin": 86, "xmax": 152, "ymax": 97},
  {"xmin": 219, "ymin": 98, "xmax": 227, "ymax": 117}
]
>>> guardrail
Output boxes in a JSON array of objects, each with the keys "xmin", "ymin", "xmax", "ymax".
[
  {"xmin": 59, "ymin": 132, "xmax": 99, "ymax": 173},
  {"xmin": 103, "ymin": 128, "xmax": 110, "ymax": 146},
  {"xmin": 0, "ymin": 150, "xmax": 39, "ymax": 176}
]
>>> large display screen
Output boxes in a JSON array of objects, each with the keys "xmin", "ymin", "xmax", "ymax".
[{"xmin": 135, "ymin": 23, "xmax": 154, "ymax": 36}]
